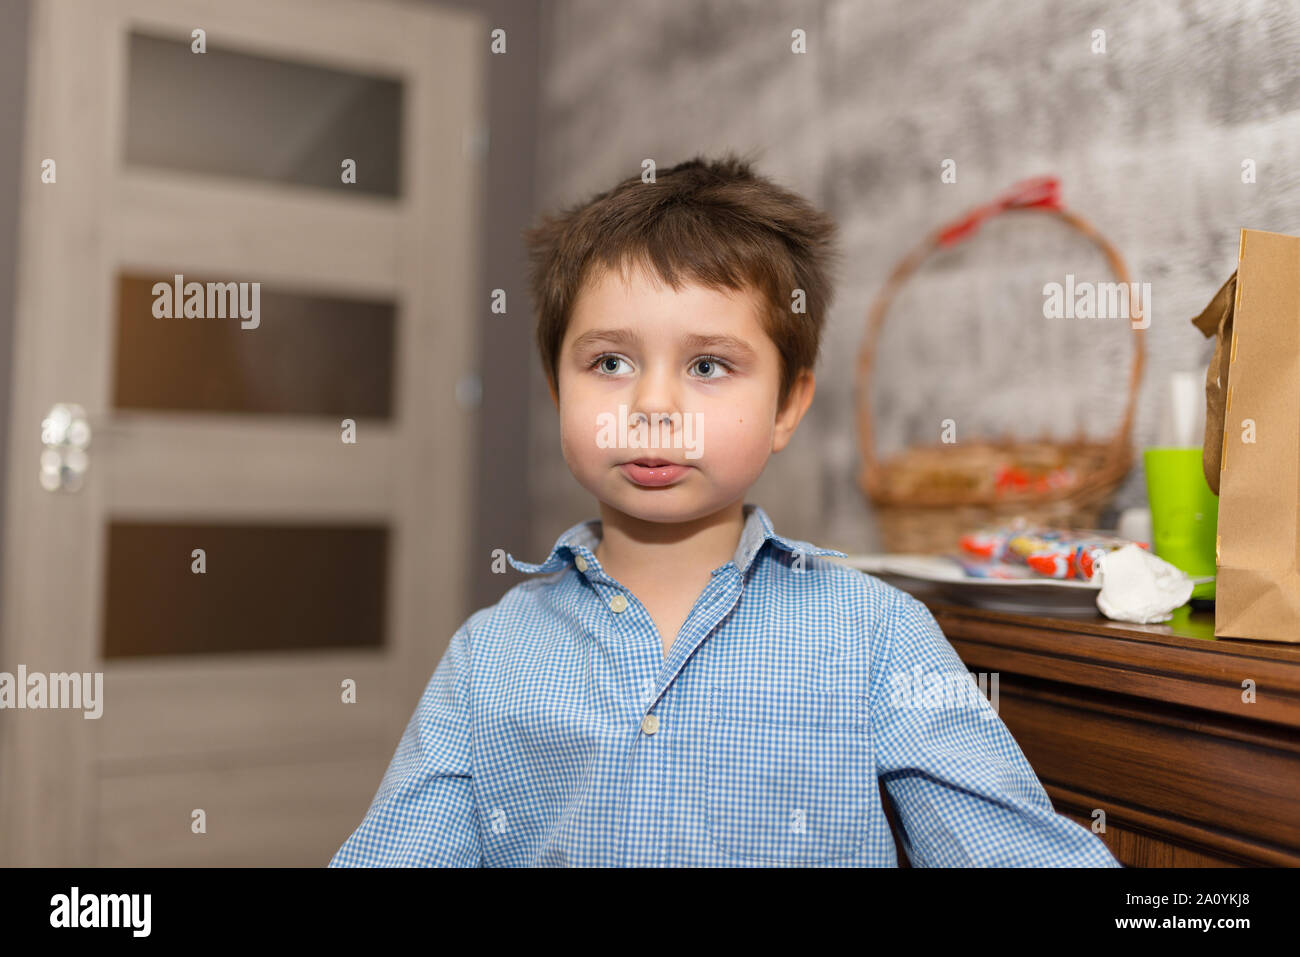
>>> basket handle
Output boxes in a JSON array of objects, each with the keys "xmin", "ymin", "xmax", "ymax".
[
  {"xmin": 936, "ymin": 175, "xmax": 1063, "ymax": 246},
  {"xmin": 854, "ymin": 176, "xmax": 1147, "ymax": 501}
]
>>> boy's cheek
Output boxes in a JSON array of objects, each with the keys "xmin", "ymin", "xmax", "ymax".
[
  {"xmin": 694, "ymin": 424, "xmax": 770, "ymax": 476},
  {"xmin": 559, "ymin": 411, "xmax": 613, "ymax": 468}
]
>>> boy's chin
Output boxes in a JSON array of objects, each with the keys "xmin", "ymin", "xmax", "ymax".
[{"xmin": 598, "ymin": 490, "xmax": 740, "ymax": 525}]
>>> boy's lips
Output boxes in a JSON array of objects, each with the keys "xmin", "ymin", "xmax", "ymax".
[{"xmin": 619, "ymin": 459, "xmax": 693, "ymax": 487}]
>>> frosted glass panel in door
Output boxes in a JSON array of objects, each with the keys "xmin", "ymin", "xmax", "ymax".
[{"xmin": 123, "ymin": 32, "xmax": 404, "ymax": 196}]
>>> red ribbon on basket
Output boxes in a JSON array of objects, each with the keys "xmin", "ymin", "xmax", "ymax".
[{"xmin": 935, "ymin": 176, "xmax": 1062, "ymax": 248}]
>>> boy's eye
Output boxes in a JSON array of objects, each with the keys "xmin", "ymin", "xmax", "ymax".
[
  {"xmin": 592, "ymin": 354, "xmax": 632, "ymax": 375},
  {"xmin": 690, "ymin": 356, "xmax": 731, "ymax": 379}
]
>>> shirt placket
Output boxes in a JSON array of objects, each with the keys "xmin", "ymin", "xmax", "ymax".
[{"xmin": 595, "ymin": 564, "xmax": 745, "ymax": 866}]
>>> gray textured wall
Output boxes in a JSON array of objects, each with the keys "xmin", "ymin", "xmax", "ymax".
[{"xmin": 527, "ymin": 0, "xmax": 1300, "ymax": 555}]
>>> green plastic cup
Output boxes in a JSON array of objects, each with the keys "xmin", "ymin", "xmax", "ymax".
[{"xmin": 1143, "ymin": 448, "xmax": 1218, "ymax": 600}]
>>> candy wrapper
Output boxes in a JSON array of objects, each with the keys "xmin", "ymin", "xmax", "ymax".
[
  {"xmin": 958, "ymin": 522, "xmax": 1150, "ymax": 583},
  {"xmin": 951, "ymin": 557, "xmax": 1039, "ymax": 580}
]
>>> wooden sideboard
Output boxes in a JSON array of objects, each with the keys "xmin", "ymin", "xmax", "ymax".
[{"xmin": 878, "ymin": 587, "xmax": 1300, "ymax": 867}]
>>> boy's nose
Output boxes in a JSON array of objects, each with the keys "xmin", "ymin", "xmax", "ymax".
[
  {"xmin": 628, "ymin": 410, "xmax": 676, "ymax": 430},
  {"xmin": 629, "ymin": 366, "xmax": 681, "ymax": 424}
]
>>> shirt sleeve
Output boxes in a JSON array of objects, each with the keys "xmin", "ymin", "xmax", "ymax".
[
  {"xmin": 873, "ymin": 591, "xmax": 1121, "ymax": 867},
  {"xmin": 328, "ymin": 620, "xmax": 482, "ymax": 867}
]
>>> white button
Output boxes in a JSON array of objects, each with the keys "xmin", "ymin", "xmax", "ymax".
[
  {"xmin": 640, "ymin": 713, "xmax": 659, "ymax": 735},
  {"xmin": 574, "ymin": 555, "xmax": 588, "ymax": 572},
  {"xmin": 608, "ymin": 593, "xmax": 628, "ymax": 613}
]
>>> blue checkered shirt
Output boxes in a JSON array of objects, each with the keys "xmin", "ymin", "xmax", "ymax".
[{"xmin": 330, "ymin": 503, "xmax": 1120, "ymax": 867}]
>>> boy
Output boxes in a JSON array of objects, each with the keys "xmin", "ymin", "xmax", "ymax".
[{"xmin": 330, "ymin": 154, "xmax": 1121, "ymax": 867}]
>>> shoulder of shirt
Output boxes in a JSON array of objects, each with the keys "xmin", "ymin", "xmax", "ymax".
[
  {"xmin": 449, "ymin": 570, "xmax": 572, "ymax": 640},
  {"xmin": 802, "ymin": 559, "xmax": 945, "ymax": 649},
  {"xmin": 798, "ymin": 556, "xmax": 917, "ymax": 606}
]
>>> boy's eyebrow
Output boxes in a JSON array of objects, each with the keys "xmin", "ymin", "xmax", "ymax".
[
  {"xmin": 570, "ymin": 328, "xmax": 758, "ymax": 360},
  {"xmin": 681, "ymin": 333, "xmax": 758, "ymax": 359}
]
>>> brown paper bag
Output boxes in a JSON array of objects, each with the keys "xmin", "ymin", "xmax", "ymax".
[
  {"xmin": 1190, "ymin": 272, "xmax": 1234, "ymax": 494},
  {"xmin": 1191, "ymin": 228, "xmax": 1300, "ymax": 642}
]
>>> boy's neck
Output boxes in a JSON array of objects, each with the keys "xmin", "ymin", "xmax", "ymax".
[{"xmin": 593, "ymin": 500, "xmax": 747, "ymax": 582}]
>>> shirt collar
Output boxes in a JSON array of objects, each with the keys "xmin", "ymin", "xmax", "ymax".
[{"xmin": 506, "ymin": 503, "xmax": 847, "ymax": 580}]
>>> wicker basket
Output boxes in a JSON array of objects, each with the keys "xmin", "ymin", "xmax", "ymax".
[{"xmin": 855, "ymin": 176, "xmax": 1146, "ymax": 554}]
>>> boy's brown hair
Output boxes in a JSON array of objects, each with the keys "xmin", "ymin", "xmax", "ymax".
[{"xmin": 523, "ymin": 151, "xmax": 840, "ymax": 412}]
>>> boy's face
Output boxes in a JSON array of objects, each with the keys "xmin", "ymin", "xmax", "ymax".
[{"xmin": 551, "ymin": 261, "xmax": 815, "ymax": 526}]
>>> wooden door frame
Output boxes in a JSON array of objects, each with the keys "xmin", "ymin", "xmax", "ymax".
[{"xmin": 0, "ymin": 0, "xmax": 483, "ymax": 865}]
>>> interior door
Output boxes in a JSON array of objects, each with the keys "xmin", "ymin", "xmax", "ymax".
[{"xmin": 0, "ymin": 0, "xmax": 483, "ymax": 865}]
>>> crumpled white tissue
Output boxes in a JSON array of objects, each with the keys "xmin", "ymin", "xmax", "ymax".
[{"xmin": 1094, "ymin": 543, "xmax": 1194, "ymax": 624}]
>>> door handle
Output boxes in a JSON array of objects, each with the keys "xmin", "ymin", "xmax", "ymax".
[{"xmin": 40, "ymin": 402, "xmax": 91, "ymax": 492}]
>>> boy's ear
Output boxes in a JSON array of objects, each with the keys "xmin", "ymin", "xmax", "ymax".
[{"xmin": 772, "ymin": 369, "xmax": 815, "ymax": 454}]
